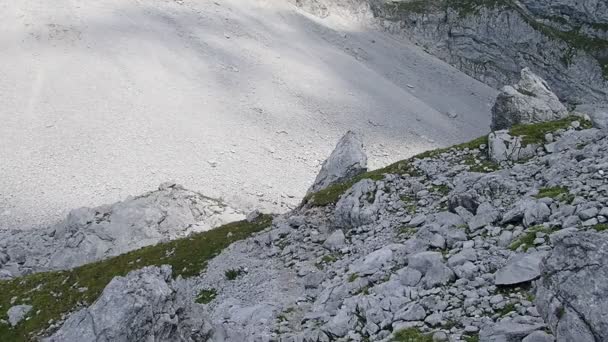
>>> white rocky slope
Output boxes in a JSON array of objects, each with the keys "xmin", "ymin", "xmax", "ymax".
[
  {"xmin": 4, "ymin": 72, "xmax": 608, "ymax": 341},
  {"xmin": 0, "ymin": 0, "xmax": 496, "ymax": 230}
]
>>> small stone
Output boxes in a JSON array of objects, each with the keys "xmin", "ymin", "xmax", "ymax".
[
  {"xmin": 432, "ymin": 331, "xmax": 449, "ymax": 342},
  {"xmin": 7, "ymin": 305, "xmax": 32, "ymax": 327},
  {"xmin": 578, "ymin": 207, "xmax": 599, "ymax": 220}
]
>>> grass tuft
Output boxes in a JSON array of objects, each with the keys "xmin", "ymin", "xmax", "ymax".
[
  {"xmin": 392, "ymin": 327, "xmax": 433, "ymax": 342},
  {"xmin": 509, "ymin": 225, "xmax": 552, "ymax": 252},
  {"xmin": 593, "ymin": 224, "xmax": 608, "ymax": 232},
  {"xmin": 195, "ymin": 288, "xmax": 217, "ymax": 304},
  {"xmin": 463, "ymin": 333, "xmax": 480, "ymax": 342},
  {"xmin": 225, "ymin": 268, "xmax": 244, "ymax": 280},
  {"xmin": 535, "ymin": 186, "xmax": 574, "ymax": 203},
  {"xmin": 509, "ymin": 116, "xmax": 592, "ymax": 146},
  {"xmin": 497, "ymin": 302, "xmax": 517, "ymax": 317}
]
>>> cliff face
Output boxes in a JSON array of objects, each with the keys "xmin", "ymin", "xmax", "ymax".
[{"xmin": 295, "ymin": 0, "xmax": 608, "ymax": 104}]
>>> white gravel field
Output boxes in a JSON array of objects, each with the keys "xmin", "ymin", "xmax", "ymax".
[{"xmin": 0, "ymin": 0, "xmax": 497, "ymax": 229}]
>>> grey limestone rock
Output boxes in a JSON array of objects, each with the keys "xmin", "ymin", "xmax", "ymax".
[
  {"xmin": 307, "ymin": 131, "xmax": 367, "ymax": 194},
  {"xmin": 495, "ymin": 252, "xmax": 547, "ymax": 286},
  {"xmin": 535, "ymin": 231, "xmax": 608, "ymax": 342},
  {"xmin": 0, "ymin": 184, "xmax": 244, "ymax": 278},
  {"xmin": 47, "ymin": 266, "xmax": 211, "ymax": 342},
  {"xmin": 479, "ymin": 321, "xmax": 546, "ymax": 342},
  {"xmin": 491, "ymin": 68, "xmax": 568, "ymax": 131},
  {"xmin": 7, "ymin": 304, "xmax": 32, "ymax": 327},
  {"xmin": 334, "ymin": 179, "xmax": 379, "ymax": 229}
]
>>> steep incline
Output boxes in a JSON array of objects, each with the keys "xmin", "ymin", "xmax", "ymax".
[{"xmin": 0, "ymin": 0, "xmax": 496, "ymax": 229}]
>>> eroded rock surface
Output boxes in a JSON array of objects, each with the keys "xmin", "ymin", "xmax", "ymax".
[
  {"xmin": 491, "ymin": 68, "xmax": 568, "ymax": 130},
  {"xmin": 307, "ymin": 131, "xmax": 367, "ymax": 194},
  {"xmin": 46, "ymin": 266, "xmax": 212, "ymax": 342},
  {"xmin": 535, "ymin": 231, "xmax": 608, "ymax": 342},
  {"xmin": 0, "ymin": 184, "xmax": 243, "ymax": 277}
]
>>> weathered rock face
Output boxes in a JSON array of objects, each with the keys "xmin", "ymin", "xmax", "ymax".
[
  {"xmin": 333, "ymin": 178, "xmax": 379, "ymax": 229},
  {"xmin": 491, "ymin": 68, "xmax": 569, "ymax": 130},
  {"xmin": 488, "ymin": 130, "xmax": 536, "ymax": 163},
  {"xmin": 535, "ymin": 230, "xmax": 608, "ymax": 342},
  {"xmin": 307, "ymin": 131, "xmax": 367, "ymax": 194},
  {"xmin": 494, "ymin": 252, "xmax": 546, "ymax": 286},
  {"xmin": 377, "ymin": 1, "xmax": 608, "ymax": 104},
  {"xmin": 46, "ymin": 266, "xmax": 212, "ymax": 342},
  {"xmin": 293, "ymin": 0, "xmax": 608, "ymax": 104},
  {"xmin": 0, "ymin": 184, "xmax": 244, "ymax": 278}
]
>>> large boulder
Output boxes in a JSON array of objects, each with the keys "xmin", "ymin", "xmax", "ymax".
[
  {"xmin": 491, "ymin": 68, "xmax": 568, "ymax": 130},
  {"xmin": 334, "ymin": 179, "xmax": 379, "ymax": 229},
  {"xmin": 479, "ymin": 321, "xmax": 546, "ymax": 342},
  {"xmin": 46, "ymin": 266, "xmax": 211, "ymax": 342},
  {"xmin": 576, "ymin": 103, "xmax": 608, "ymax": 129},
  {"xmin": 307, "ymin": 131, "xmax": 367, "ymax": 194},
  {"xmin": 535, "ymin": 230, "xmax": 608, "ymax": 342},
  {"xmin": 494, "ymin": 252, "xmax": 546, "ymax": 286}
]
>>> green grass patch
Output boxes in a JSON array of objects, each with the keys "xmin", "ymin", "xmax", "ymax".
[
  {"xmin": 195, "ymin": 288, "xmax": 217, "ymax": 304},
  {"xmin": 305, "ymin": 134, "xmax": 490, "ymax": 207},
  {"xmin": 0, "ymin": 215, "xmax": 272, "ymax": 341},
  {"xmin": 593, "ymin": 224, "xmax": 608, "ymax": 232},
  {"xmin": 431, "ymin": 184, "xmax": 450, "ymax": 196},
  {"xmin": 463, "ymin": 333, "xmax": 480, "ymax": 342},
  {"xmin": 392, "ymin": 327, "xmax": 433, "ymax": 342},
  {"xmin": 463, "ymin": 155, "xmax": 499, "ymax": 173},
  {"xmin": 510, "ymin": 116, "xmax": 592, "ymax": 146},
  {"xmin": 414, "ymin": 135, "xmax": 488, "ymax": 160},
  {"xmin": 535, "ymin": 186, "xmax": 574, "ymax": 203},
  {"xmin": 400, "ymin": 194, "xmax": 418, "ymax": 215},
  {"xmin": 497, "ymin": 302, "xmax": 517, "ymax": 317},
  {"xmin": 225, "ymin": 268, "xmax": 244, "ymax": 280},
  {"xmin": 526, "ymin": 292, "xmax": 536, "ymax": 302},
  {"xmin": 316, "ymin": 254, "xmax": 338, "ymax": 270},
  {"xmin": 348, "ymin": 273, "xmax": 359, "ymax": 283},
  {"xmin": 509, "ymin": 225, "xmax": 552, "ymax": 252},
  {"xmin": 398, "ymin": 226, "xmax": 418, "ymax": 237}
]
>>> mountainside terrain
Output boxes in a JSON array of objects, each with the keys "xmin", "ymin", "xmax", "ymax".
[
  {"xmin": 293, "ymin": 0, "xmax": 608, "ymax": 105},
  {"xmin": 0, "ymin": 0, "xmax": 496, "ymax": 230},
  {"xmin": 3, "ymin": 0, "xmax": 608, "ymax": 341},
  {"xmin": 1, "ymin": 69, "xmax": 608, "ymax": 341}
]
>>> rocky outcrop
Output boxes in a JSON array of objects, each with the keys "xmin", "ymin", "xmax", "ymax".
[
  {"xmin": 46, "ymin": 266, "xmax": 212, "ymax": 342},
  {"xmin": 488, "ymin": 130, "xmax": 535, "ymax": 163},
  {"xmin": 307, "ymin": 131, "xmax": 367, "ymax": 194},
  {"xmin": 333, "ymin": 178, "xmax": 379, "ymax": 229},
  {"xmin": 491, "ymin": 68, "xmax": 569, "ymax": 130},
  {"xmin": 0, "ymin": 183, "xmax": 243, "ymax": 278},
  {"xmin": 535, "ymin": 230, "xmax": 608, "ymax": 342},
  {"xmin": 293, "ymin": 0, "xmax": 608, "ymax": 104},
  {"xmin": 377, "ymin": 1, "xmax": 608, "ymax": 104}
]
